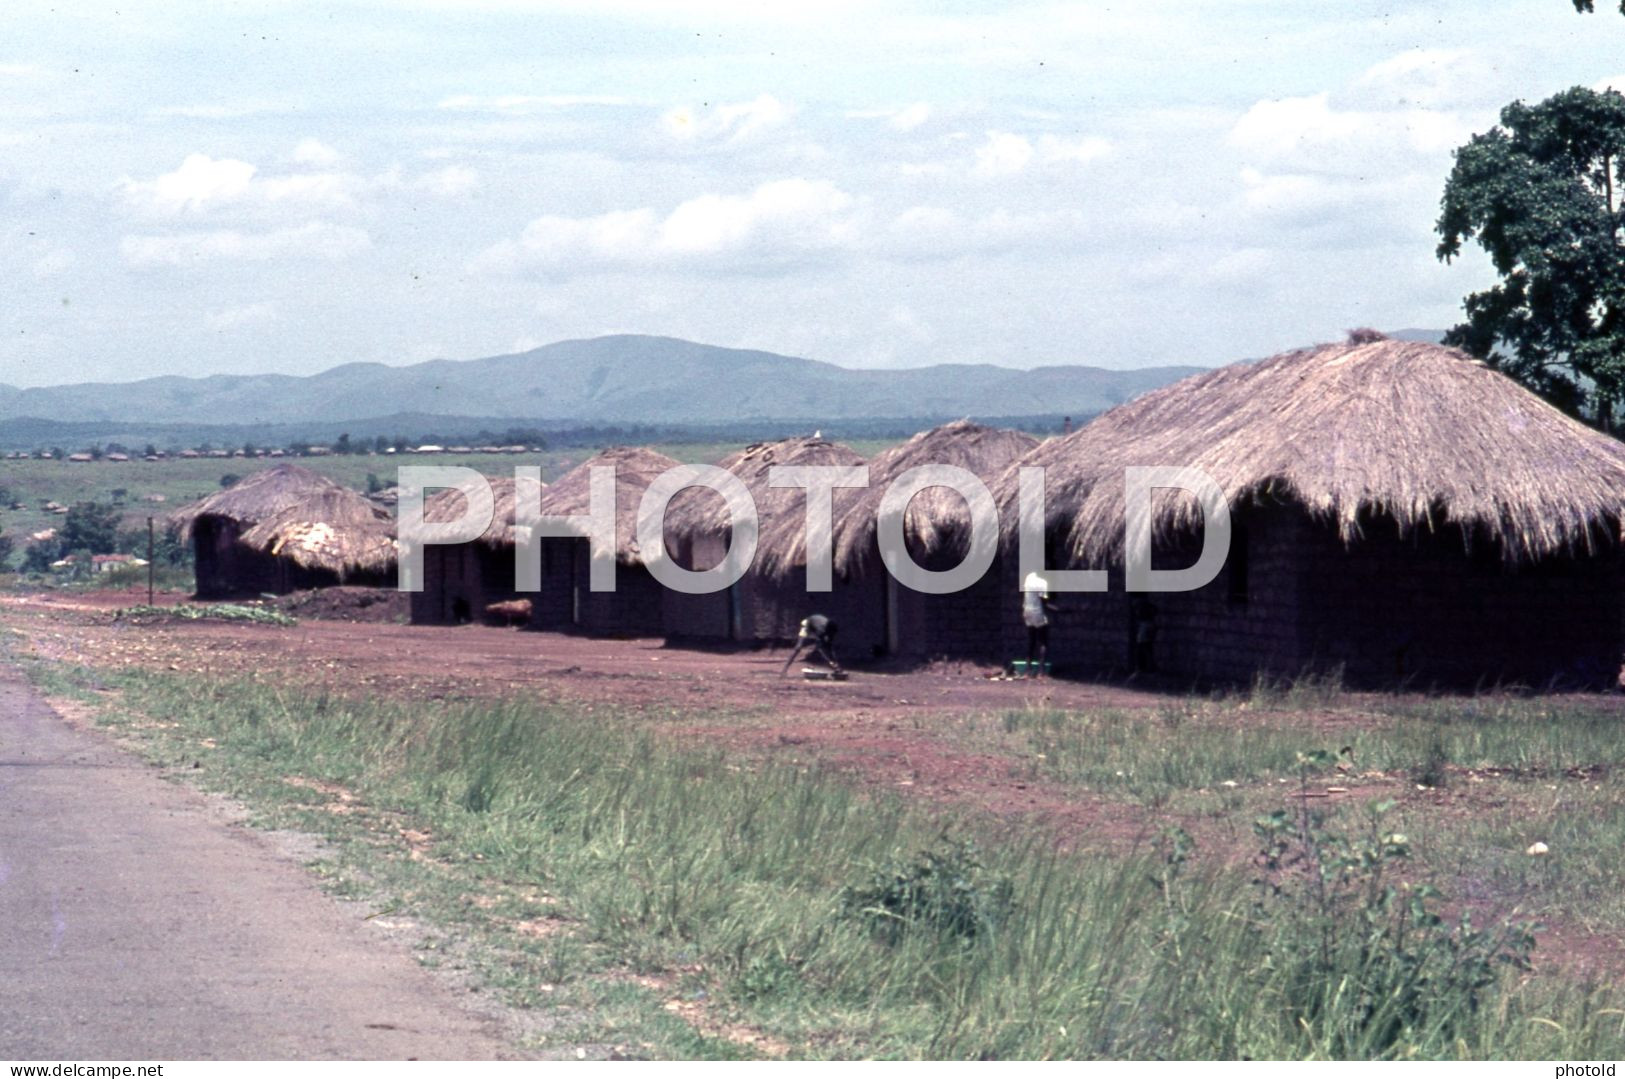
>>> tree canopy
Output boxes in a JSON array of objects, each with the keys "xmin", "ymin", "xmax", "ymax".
[
  {"xmin": 1436, "ymin": 86, "xmax": 1625, "ymax": 429},
  {"xmin": 1573, "ymin": 1, "xmax": 1625, "ymax": 13}
]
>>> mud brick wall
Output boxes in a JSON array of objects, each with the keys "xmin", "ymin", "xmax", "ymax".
[
  {"xmin": 1294, "ymin": 518, "xmax": 1625, "ymax": 689},
  {"xmin": 660, "ymin": 532, "xmax": 734, "ymax": 641},
  {"xmin": 1150, "ymin": 503, "xmax": 1309, "ymax": 685},
  {"xmin": 997, "ymin": 553, "xmax": 1132, "ymax": 677},
  {"xmin": 528, "ymin": 537, "xmax": 586, "ymax": 629},
  {"xmin": 1009, "ymin": 500, "xmax": 1624, "ymax": 689},
  {"xmin": 575, "ymin": 560, "xmax": 665, "ymax": 638},
  {"xmin": 410, "ymin": 543, "xmax": 474, "ymax": 623},
  {"xmin": 889, "ymin": 550, "xmax": 1009, "ymax": 663}
]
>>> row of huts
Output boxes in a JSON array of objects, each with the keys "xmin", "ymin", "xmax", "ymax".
[{"xmin": 173, "ymin": 334, "xmax": 1625, "ymax": 689}]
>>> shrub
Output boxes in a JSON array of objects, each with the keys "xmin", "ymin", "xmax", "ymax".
[
  {"xmin": 841, "ymin": 837, "xmax": 1014, "ymax": 944},
  {"xmin": 1250, "ymin": 752, "xmax": 1536, "ymax": 1056}
]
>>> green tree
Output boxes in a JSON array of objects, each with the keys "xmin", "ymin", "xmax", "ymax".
[
  {"xmin": 22, "ymin": 541, "xmax": 58, "ymax": 574},
  {"xmin": 59, "ymin": 501, "xmax": 122, "ymax": 555},
  {"xmin": 1436, "ymin": 86, "xmax": 1625, "ymax": 428}
]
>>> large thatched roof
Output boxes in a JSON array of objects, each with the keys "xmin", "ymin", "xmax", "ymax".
[
  {"xmin": 421, "ymin": 475, "xmax": 547, "ymax": 549},
  {"xmin": 991, "ymin": 334, "xmax": 1625, "ymax": 565},
  {"xmin": 665, "ymin": 435, "xmax": 865, "ymax": 550},
  {"xmin": 538, "ymin": 445, "xmax": 683, "ymax": 564},
  {"xmin": 172, "ymin": 464, "xmax": 396, "ymax": 575},
  {"xmin": 822, "ymin": 420, "xmax": 1037, "ymax": 575}
]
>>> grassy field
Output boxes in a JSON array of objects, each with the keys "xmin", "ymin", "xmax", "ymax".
[
  {"xmin": 0, "ymin": 442, "xmax": 828, "ymax": 567},
  {"xmin": 17, "ymin": 642, "xmax": 1625, "ymax": 1060}
]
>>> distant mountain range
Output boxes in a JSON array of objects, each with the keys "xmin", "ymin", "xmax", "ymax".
[{"xmin": 0, "ymin": 335, "xmax": 1204, "ymax": 429}]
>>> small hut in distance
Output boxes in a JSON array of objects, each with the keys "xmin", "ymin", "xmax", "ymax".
[
  {"xmin": 411, "ymin": 475, "xmax": 542, "ymax": 625},
  {"xmin": 174, "ymin": 464, "xmax": 397, "ymax": 598},
  {"xmin": 529, "ymin": 446, "xmax": 683, "ymax": 637},
  {"xmin": 662, "ymin": 434, "xmax": 871, "ymax": 646},
  {"xmin": 753, "ymin": 420, "xmax": 1037, "ymax": 661}
]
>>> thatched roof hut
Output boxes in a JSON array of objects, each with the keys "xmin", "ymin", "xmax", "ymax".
[
  {"xmin": 173, "ymin": 464, "xmax": 396, "ymax": 580},
  {"xmin": 411, "ymin": 475, "xmax": 545, "ymax": 625},
  {"xmin": 666, "ymin": 434, "xmax": 865, "ymax": 552},
  {"xmin": 420, "ymin": 474, "xmax": 546, "ymax": 549},
  {"xmin": 539, "ymin": 446, "xmax": 683, "ymax": 564},
  {"xmin": 993, "ymin": 334, "xmax": 1625, "ymax": 565},
  {"xmin": 826, "ymin": 420, "xmax": 1037, "ymax": 576}
]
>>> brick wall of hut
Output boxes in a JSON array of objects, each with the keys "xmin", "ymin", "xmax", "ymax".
[
  {"xmin": 879, "ymin": 547, "xmax": 1009, "ymax": 663},
  {"xmin": 572, "ymin": 545, "xmax": 666, "ymax": 637},
  {"xmin": 660, "ymin": 533, "xmax": 734, "ymax": 641},
  {"xmin": 1145, "ymin": 503, "xmax": 1308, "ymax": 685},
  {"xmin": 1008, "ymin": 501, "xmax": 1624, "ymax": 689},
  {"xmin": 725, "ymin": 562, "xmax": 888, "ymax": 658},
  {"xmin": 410, "ymin": 543, "xmax": 521, "ymax": 625},
  {"xmin": 528, "ymin": 537, "xmax": 578, "ymax": 629},
  {"xmin": 1293, "ymin": 516, "xmax": 1624, "ymax": 689}
]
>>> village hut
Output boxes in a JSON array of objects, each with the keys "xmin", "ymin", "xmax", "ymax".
[
  {"xmin": 990, "ymin": 333, "xmax": 1625, "ymax": 688},
  {"xmin": 173, "ymin": 464, "xmax": 396, "ymax": 598},
  {"xmin": 410, "ymin": 475, "xmax": 543, "ymax": 625},
  {"xmin": 813, "ymin": 420, "xmax": 1039, "ymax": 661},
  {"xmin": 662, "ymin": 435, "xmax": 872, "ymax": 648},
  {"xmin": 528, "ymin": 446, "xmax": 682, "ymax": 637}
]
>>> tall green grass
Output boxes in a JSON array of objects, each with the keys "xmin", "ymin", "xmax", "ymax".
[{"xmin": 89, "ymin": 670, "xmax": 1625, "ymax": 1059}]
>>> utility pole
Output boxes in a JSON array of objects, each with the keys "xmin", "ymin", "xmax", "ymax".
[{"xmin": 146, "ymin": 516, "xmax": 155, "ymax": 606}]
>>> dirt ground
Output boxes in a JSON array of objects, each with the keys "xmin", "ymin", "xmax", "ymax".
[
  {"xmin": 2, "ymin": 587, "xmax": 1184, "ymax": 835},
  {"xmin": 6, "ymin": 586, "xmax": 1624, "ymax": 981}
]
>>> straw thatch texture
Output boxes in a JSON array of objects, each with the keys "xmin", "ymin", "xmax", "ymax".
[
  {"xmin": 991, "ymin": 335, "xmax": 1625, "ymax": 565},
  {"xmin": 538, "ymin": 446, "xmax": 683, "ymax": 564},
  {"xmin": 421, "ymin": 475, "xmax": 546, "ymax": 549},
  {"xmin": 826, "ymin": 420, "xmax": 1037, "ymax": 575},
  {"xmin": 173, "ymin": 464, "xmax": 396, "ymax": 576},
  {"xmin": 665, "ymin": 434, "xmax": 864, "ymax": 553}
]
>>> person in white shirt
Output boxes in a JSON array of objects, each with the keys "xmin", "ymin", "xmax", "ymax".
[{"xmin": 1021, "ymin": 570, "xmax": 1057, "ymax": 677}]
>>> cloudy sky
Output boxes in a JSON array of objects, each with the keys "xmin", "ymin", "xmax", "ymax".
[{"xmin": 5, "ymin": 1, "xmax": 1625, "ymax": 389}]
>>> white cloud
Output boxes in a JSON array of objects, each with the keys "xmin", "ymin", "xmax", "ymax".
[
  {"xmin": 206, "ymin": 302, "xmax": 277, "ymax": 331},
  {"xmin": 120, "ymin": 153, "xmax": 412, "ymax": 217},
  {"xmin": 31, "ymin": 248, "xmax": 74, "ymax": 278},
  {"xmin": 971, "ymin": 130, "xmax": 1110, "ymax": 177},
  {"xmin": 292, "ymin": 138, "xmax": 343, "ymax": 167},
  {"xmin": 882, "ymin": 204, "xmax": 1087, "ymax": 260},
  {"xmin": 890, "ymin": 102, "xmax": 932, "ymax": 132},
  {"xmin": 437, "ymin": 93, "xmax": 640, "ymax": 112},
  {"xmin": 0, "ymin": 63, "xmax": 41, "ymax": 77},
  {"xmin": 120, "ymin": 222, "xmax": 371, "ymax": 266},
  {"xmin": 849, "ymin": 102, "xmax": 934, "ymax": 131},
  {"xmin": 1593, "ymin": 75, "xmax": 1625, "ymax": 94},
  {"xmin": 662, "ymin": 94, "xmax": 791, "ymax": 143},
  {"xmin": 417, "ymin": 165, "xmax": 479, "ymax": 197},
  {"xmin": 125, "ymin": 154, "xmax": 257, "ymax": 214},
  {"xmin": 1038, "ymin": 134, "xmax": 1111, "ymax": 165},
  {"xmin": 1353, "ymin": 48, "xmax": 1479, "ymax": 109},
  {"xmin": 474, "ymin": 178, "xmax": 856, "ymax": 274},
  {"xmin": 1229, "ymin": 91, "xmax": 1474, "ymax": 171},
  {"xmin": 973, "ymin": 131, "xmax": 1034, "ymax": 176},
  {"xmin": 148, "ymin": 101, "xmax": 296, "ymax": 120}
]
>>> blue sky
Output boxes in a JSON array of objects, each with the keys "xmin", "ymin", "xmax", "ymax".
[{"xmin": 5, "ymin": 1, "xmax": 1625, "ymax": 388}]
